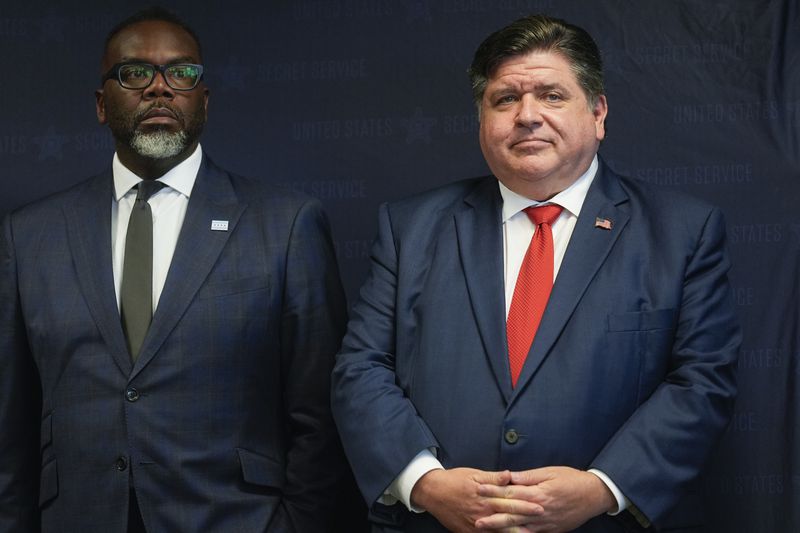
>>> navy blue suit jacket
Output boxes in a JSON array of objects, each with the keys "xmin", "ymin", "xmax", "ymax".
[
  {"xmin": 332, "ymin": 160, "xmax": 740, "ymax": 532},
  {"xmin": 0, "ymin": 156, "xmax": 351, "ymax": 532}
]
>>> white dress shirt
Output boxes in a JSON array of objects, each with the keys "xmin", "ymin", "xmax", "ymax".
[
  {"xmin": 385, "ymin": 155, "xmax": 629, "ymax": 516},
  {"xmin": 111, "ymin": 144, "xmax": 202, "ymax": 311}
]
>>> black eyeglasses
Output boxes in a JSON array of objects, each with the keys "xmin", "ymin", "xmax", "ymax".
[{"xmin": 102, "ymin": 62, "xmax": 205, "ymax": 91}]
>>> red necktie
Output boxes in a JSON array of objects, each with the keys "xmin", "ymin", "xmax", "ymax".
[{"xmin": 507, "ymin": 204, "xmax": 563, "ymax": 387}]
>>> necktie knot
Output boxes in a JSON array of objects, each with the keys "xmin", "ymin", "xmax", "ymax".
[
  {"xmin": 525, "ymin": 204, "xmax": 563, "ymax": 226},
  {"xmin": 135, "ymin": 180, "xmax": 166, "ymax": 203}
]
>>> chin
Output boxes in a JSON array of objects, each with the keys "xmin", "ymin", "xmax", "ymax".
[
  {"xmin": 513, "ymin": 166, "xmax": 556, "ymax": 182},
  {"xmin": 130, "ymin": 130, "xmax": 188, "ymax": 159}
]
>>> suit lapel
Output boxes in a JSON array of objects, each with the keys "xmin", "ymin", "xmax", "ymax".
[
  {"xmin": 131, "ymin": 157, "xmax": 247, "ymax": 377},
  {"xmin": 512, "ymin": 162, "xmax": 631, "ymax": 398},
  {"xmin": 62, "ymin": 172, "xmax": 133, "ymax": 376},
  {"xmin": 454, "ymin": 178, "xmax": 513, "ymax": 403}
]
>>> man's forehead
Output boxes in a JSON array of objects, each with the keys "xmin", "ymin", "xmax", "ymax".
[
  {"xmin": 491, "ymin": 51, "xmax": 572, "ymax": 76},
  {"xmin": 104, "ymin": 20, "xmax": 200, "ymax": 65},
  {"xmin": 486, "ymin": 52, "xmax": 577, "ymax": 87}
]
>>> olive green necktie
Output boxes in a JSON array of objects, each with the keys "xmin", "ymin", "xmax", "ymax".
[{"xmin": 120, "ymin": 180, "xmax": 165, "ymax": 362}]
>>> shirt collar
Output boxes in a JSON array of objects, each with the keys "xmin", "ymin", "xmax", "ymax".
[
  {"xmin": 113, "ymin": 143, "xmax": 203, "ymax": 201},
  {"xmin": 499, "ymin": 154, "xmax": 598, "ymax": 223}
]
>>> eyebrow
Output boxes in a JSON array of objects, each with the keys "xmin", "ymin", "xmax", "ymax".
[
  {"xmin": 485, "ymin": 82, "xmax": 519, "ymax": 98},
  {"xmin": 536, "ymin": 83, "xmax": 568, "ymax": 93},
  {"xmin": 486, "ymin": 81, "xmax": 571, "ymax": 99}
]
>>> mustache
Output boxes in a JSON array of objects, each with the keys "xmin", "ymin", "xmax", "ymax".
[{"xmin": 134, "ymin": 102, "xmax": 183, "ymax": 123}]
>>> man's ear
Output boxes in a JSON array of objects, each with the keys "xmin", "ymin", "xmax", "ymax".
[
  {"xmin": 593, "ymin": 94, "xmax": 608, "ymax": 141},
  {"xmin": 95, "ymin": 89, "xmax": 107, "ymax": 125}
]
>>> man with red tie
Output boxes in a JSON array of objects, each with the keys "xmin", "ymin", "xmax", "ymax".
[{"xmin": 332, "ymin": 14, "xmax": 740, "ymax": 532}]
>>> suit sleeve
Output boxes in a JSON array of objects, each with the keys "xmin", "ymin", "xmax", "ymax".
[
  {"xmin": 331, "ymin": 203, "xmax": 439, "ymax": 512},
  {"xmin": 0, "ymin": 214, "xmax": 42, "ymax": 532},
  {"xmin": 590, "ymin": 206, "xmax": 741, "ymax": 526},
  {"xmin": 276, "ymin": 198, "xmax": 350, "ymax": 531}
]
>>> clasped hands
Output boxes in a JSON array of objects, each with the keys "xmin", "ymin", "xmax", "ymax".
[{"xmin": 409, "ymin": 465, "xmax": 617, "ymax": 533}]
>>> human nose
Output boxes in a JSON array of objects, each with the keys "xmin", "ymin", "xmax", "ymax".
[
  {"xmin": 143, "ymin": 69, "xmax": 175, "ymax": 99},
  {"xmin": 515, "ymin": 94, "xmax": 542, "ymax": 128}
]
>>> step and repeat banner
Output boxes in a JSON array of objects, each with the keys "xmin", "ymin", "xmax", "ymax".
[{"xmin": 1, "ymin": 1, "xmax": 797, "ymax": 530}]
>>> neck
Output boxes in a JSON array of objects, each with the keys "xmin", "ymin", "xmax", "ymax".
[{"xmin": 501, "ymin": 154, "xmax": 596, "ymax": 201}]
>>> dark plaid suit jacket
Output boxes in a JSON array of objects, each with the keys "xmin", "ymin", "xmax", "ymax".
[{"xmin": 0, "ymin": 156, "xmax": 352, "ymax": 532}]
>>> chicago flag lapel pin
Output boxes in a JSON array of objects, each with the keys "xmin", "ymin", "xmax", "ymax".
[{"xmin": 210, "ymin": 220, "xmax": 229, "ymax": 231}]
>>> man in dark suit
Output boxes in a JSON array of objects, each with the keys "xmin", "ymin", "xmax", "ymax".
[
  {"xmin": 0, "ymin": 8, "xmax": 354, "ymax": 532},
  {"xmin": 332, "ymin": 14, "xmax": 740, "ymax": 532}
]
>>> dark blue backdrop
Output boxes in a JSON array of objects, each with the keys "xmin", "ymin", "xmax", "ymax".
[{"xmin": 2, "ymin": 1, "xmax": 798, "ymax": 531}]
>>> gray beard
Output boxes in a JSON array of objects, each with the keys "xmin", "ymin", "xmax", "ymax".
[{"xmin": 130, "ymin": 129, "xmax": 188, "ymax": 159}]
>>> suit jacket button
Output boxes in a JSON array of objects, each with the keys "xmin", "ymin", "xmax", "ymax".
[
  {"xmin": 504, "ymin": 429, "xmax": 519, "ymax": 444},
  {"xmin": 115, "ymin": 456, "xmax": 128, "ymax": 471},
  {"xmin": 125, "ymin": 388, "xmax": 140, "ymax": 402}
]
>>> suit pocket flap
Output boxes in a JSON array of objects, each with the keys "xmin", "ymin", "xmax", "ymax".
[
  {"xmin": 608, "ymin": 308, "xmax": 676, "ymax": 332},
  {"xmin": 39, "ymin": 458, "xmax": 58, "ymax": 507},
  {"xmin": 199, "ymin": 276, "xmax": 269, "ymax": 299},
  {"xmin": 236, "ymin": 448, "xmax": 285, "ymax": 489}
]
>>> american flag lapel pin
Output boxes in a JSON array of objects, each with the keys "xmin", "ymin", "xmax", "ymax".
[{"xmin": 594, "ymin": 217, "xmax": 613, "ymax": 230}]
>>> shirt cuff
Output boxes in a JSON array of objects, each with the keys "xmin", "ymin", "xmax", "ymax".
[
  {"xmin": 587, "ymin": 468, "xmax": 629, "ymax": 515},
  {"xmin": 381, "ymin": 449, "xmax": 443, "ymax": 513}
]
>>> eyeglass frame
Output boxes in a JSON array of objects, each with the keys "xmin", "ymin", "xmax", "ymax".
[{"xmin": 101, "ymin": 62, "xmax": 205, "ymax": 91}]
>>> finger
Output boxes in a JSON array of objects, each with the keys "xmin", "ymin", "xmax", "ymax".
[
  {"xmin": 473, "ymin": 469, "xmax": 512, "ymax": 486},
  {"xmin": 477, "ymin": 483, "xmax": 512, "ymax": 498},
  {"xmin": 510, "ymin": 467, "xmax": 552, "ymax": 486},
  {"xmin": 475, "ymin": 512, "xmax": 540, "ymax": 530},
  {"xmin": 477, "ymin": 483, "xmax": 542, "ymax": 503},
  {"xmin": 481, "ymin": 496, "xmax": 543, "ymax": 516}
]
